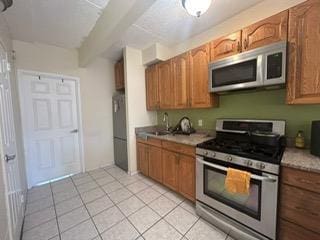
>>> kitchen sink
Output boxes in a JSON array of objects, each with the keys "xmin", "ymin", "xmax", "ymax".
[{"xmin": 147, "ymin": 130, "xmax": 171, "ymax": 136}]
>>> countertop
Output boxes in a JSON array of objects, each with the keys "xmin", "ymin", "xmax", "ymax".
[
  {"xmin": 135, "ymin": 126, "xmax": 214, "ymax": 147},
  {"xmin": 282, "ymin": 148, "xmax": 320, "ymax": 174}
]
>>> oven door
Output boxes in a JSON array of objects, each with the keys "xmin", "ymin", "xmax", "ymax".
[{"xmin": 196, "ymin": 156, "xmax": 278, "ymax": 240}]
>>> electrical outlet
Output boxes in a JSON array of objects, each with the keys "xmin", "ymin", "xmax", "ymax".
[{"xmin": 198, "ymin": 119, "xmax": 203, "ymax": 127}]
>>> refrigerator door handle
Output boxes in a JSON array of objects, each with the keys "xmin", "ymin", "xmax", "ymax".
[{"xmin": 114, "ymin": 100, "xmax": 119, "ymax": 113}]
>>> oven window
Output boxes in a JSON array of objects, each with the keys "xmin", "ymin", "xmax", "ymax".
[
  {"xmin": 204, "ymin": 165, "xmax": 261, "ymax": 220},
  {"xmin": 212, "ymin": 59, "xmax": 257, "ymax": 87}
]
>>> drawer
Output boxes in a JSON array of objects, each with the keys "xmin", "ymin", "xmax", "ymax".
[
  {"xmin": 162, "ymin": 141, "xmax": 195, "ymax": 157},
  {"xmin": 280, "ymin": 184, "xmax": 320, "ymax": 234},
  {"xmin": 279, "ymin": 219, "xmax": 320, "ymax": 240},
  {"xmin": 281, "ymin": 167, "xmax": 320, "ymax": 194},
  {"xmin": 137, "ymin": 137, "xmax": 162, "ymax": 147}
]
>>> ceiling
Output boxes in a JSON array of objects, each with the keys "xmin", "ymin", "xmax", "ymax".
[
  {"xmin": 4, "ymin": 0, "xmax": 110, "ymax": 48},
  {"xmin": 3, "ymin": 0, "xmax": 264, "ymax": 60},
  {"xmin": 102, "ymin": 0, "xmax": 263, "ymax": 60}
]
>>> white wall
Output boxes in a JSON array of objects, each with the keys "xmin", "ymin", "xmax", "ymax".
[
  {"xmin": 124, "ymin": 47, "xmax": 157, "ymax": 174},
  {"xmin": 13, "ymin": 40, "xmax": 115, "ymax": 172}
]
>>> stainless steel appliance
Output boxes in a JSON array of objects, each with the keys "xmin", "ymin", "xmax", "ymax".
[
  {"xmin": 196, "ymin": 119, "xmax": 286, "ymax": 240},
  {"xmin": 209, "ymin": 41, "xmax": 287, "ymax": 93},
  {"xmin": 112, "ymin": 94, "xmax": 128, "ymax": 171}
]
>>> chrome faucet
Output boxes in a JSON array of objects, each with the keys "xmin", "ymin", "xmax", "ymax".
[{"xmin": 163, "ymin": 112, "xmax": 170, "ymax": 131}]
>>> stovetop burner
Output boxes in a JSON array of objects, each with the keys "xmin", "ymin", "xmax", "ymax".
[{"xmin": 197, "ymin": 137, "xmax": 285, "ymax": 164}]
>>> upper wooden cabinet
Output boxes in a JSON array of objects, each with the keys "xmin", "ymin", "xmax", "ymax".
[
  {"xmin": 158, "ymin": 60, "xmax": 174, "ymax": 109},
  {"xmin": 146, "ymin": 64, "xmax": 159, "ymax": 110},
  {"xmin": 115, "ymin": 59, "xmax": 125, "ymax": 90},
  {"xmin": 189, "ymin": 44, "xmax": 217, "ymax": 108},
  {"xmin": 287, "ymin": 0, "xmax": 320, "ymax": 104},
  {"xmin": 242, "ymin": 11, "xmax": 288, "ymax": 51},
  {"xmin": 172, "ymin": 53, "xmax": 190, "ymax": 108},
  {"xmin": 210, "ymin": 31, "xmax": 242, "ymax": 61}
]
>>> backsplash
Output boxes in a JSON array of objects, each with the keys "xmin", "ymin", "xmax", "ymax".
[{"xmin": 157, "ymin": 89, "xmax": 320, "ymax": 142}]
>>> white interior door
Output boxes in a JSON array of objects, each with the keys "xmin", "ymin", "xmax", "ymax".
[
  {"xmin": 19, "ymin": 72, "xmax": 82, "ymax": 188},
  {"xmin": 0, "ymin": 47, "xmax": 24, "ymax": 240}
]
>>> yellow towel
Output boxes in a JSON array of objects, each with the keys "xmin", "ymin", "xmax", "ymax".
[{"xmin": 225, "ymin": 168, "xmax": 251, "ymax": 195}]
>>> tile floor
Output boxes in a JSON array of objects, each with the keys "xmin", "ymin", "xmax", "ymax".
[{"xmin": 22, "ymin": 165, "xmax": 235, "ymax": 240}]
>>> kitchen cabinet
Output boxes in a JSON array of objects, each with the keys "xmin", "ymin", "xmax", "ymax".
[
  {"xmin": 162, "ymin": 149, "xmax": 180, "ymax": 191},
  {"xmin": 210, "ymin": 31, "xmax": 242, "ymax": 61},
  {"xmin": 242, "ymin": 11, "xmax": 288, "ymax": 51},
  {"xmin": 146, "ymin": 64, "xmax": 160, "ymax": 110},
  {"xmin": 172, "ymin": 53, "xmax": 190, "ymax": 109},
  {"xmin": 158, "ymin": 60, "xmax": 174, "ymax": 109},
  {"xmin": 115, "ymin": 59, "xmax": 125, "ymax": 90},
  {"xmin": 278, "ymin": 166, "xmax": 320, "ymax": 239},
  {"xmin": 148, "ymin": 145, "xmax": 162, "ymax": 182},
  {"xmin": 137, "ymin": 137, "xmax": 196, "ymax": 201},
  {"xmin": 137, "ymin": 143, "xmax": 148, "ymax": 176},
  {"xmin": 178, "ymin": 154, "xmax": 195, "ymax": 201},
  {"xmin": 189, "ymin": 44, "xmax": 217, "ymax": 108},
  {"xmin": 137, "ymin": 138, "xmax": 162, "ymax": 183},
  {"xmin": 286, "ymin": 0, "xmax": 320, "ymax": 104}
]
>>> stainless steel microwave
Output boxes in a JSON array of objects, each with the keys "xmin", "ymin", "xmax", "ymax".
[{"xmin": 209, "ymin": 41, "xmax": 287, "ymax": 93}]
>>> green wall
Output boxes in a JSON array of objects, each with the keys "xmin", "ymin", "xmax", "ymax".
[{"xmin": 157, "ymin": 89, "xmax": 320, "ymax": 141}]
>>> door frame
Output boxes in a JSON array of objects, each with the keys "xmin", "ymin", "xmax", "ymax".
[{"xmin": 17, "ymin": 69, "xmax": 85, "ymax": 188}]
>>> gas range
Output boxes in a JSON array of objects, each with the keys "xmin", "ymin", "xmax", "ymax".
[
  {"xmin": 196, "ymin": 119, "xmax": 286, "ymax": 240},
  {"xmin": 196, "ymin": 119, "xmax": 286, "ymax": 175}
]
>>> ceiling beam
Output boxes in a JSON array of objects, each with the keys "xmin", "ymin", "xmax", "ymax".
[{"xmin": 79, "ymin": 0, "xmax": 156, "ymax": 67}]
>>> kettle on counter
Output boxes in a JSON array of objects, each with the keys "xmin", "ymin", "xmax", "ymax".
[{"xmin": 172, "ymin": 117, "xmax": 196, "ymax": 135}]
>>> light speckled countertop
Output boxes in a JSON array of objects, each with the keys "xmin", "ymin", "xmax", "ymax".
[
  {"xmin": 282, "ymin": 148, "xmax": 320, "ymax": 173},
  {"xmin": 140, "ymin": 132, "xmax": 214, "ymax": 146},
  {"xmin": 135, "ymin": 126, "xmax": 214, "ymax": 146}
]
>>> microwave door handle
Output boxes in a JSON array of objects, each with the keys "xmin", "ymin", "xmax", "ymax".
[
  {"xmin": 257, "ymin": 55, "xmax": 264, "ymax": 85},
  {"xmin": 196, "ymin": 158, "xmax": 276, "ymax": 182}
]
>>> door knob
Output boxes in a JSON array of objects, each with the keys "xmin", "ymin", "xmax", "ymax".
[
  {"xmin": 4, "ymin": 154, "xmax": 16, "ymax": 162},
  {"xmin": 70, "ymin": 129, "xmax": 79, "ymax": 133}
]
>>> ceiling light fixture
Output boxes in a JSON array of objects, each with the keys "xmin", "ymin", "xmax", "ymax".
[
  {"xmin": 0, "ymin": 0, "xmax": 13, "ymax": 12},
  {"xmin": 182, "ymin": 0, "xmax": 212, "ymax": 18}
]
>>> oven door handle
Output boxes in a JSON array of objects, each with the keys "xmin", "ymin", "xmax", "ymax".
[{"xmin": 197, "ymin": 158, "xmax": 277, "ymax": 183}]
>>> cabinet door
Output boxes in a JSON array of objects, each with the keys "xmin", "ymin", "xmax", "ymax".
[
  {"xmin": 178, "ymin": 154, "xmax": 195, "ymax": 201},
  {"xmin": 137, "ymin": 143, "xmax": 148, "ymax": 176},
  {"xmin": 172, "ymin": 53, "xmax": 190, "ymax": 108},
  {"xmin": 162, "ymin": 149, "xmax": 179, "ymax": 191},
  {"xmin": 148, "ymin": 146, "xmax": 162, "ymax": 183},
  {"xmin": 146, "ymin": 65, "xmax": 160, "ymax": 110},
  {"xmin": 158, "ymin": 60, "xmax": 174, "ymax": 109},
  {"xmin": 210, "ymin": 31, "xmax": 242, "ymax": 61},
  {"xmin": 242, "ymin": 11, "xmax": 288, "ymax": 51},
  {"xmin": 279, "ymin": 219, "xmax": 320, "ymax": 240},
  {"xmin": 115, "ymin": 59, "xmax": 125, "ymax": 90},
  {"xmin": 189, "ymin": 44, "xmax": 217, "ymax": 108},
  {"xmin": 287, "ymin": 0, "xmax": 320, "ymax": 104}
]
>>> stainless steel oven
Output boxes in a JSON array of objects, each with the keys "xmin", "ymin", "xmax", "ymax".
[
  {"xmin": 196, "ymin": 156, "xmax": 279, "ymax": 240},
  {"xmin": 209, "ymin": 41, "xmax": 286, "ymax": 93}
]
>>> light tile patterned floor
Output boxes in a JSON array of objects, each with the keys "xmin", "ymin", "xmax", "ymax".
[{"xmin": 22, "ymin": 165, "xmax": 235, "ymax": 240}]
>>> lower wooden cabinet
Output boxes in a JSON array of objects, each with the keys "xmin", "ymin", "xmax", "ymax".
[
  {"xmin": 137, "ymin": 143, "xmax": 149, "ymax": 176},
  {"xmin": 148, "ymin": 145, "xmax": 162, "ymax": 183},
  {"xmin": 178, "ymin": 154, "xmax": 195, "ymax": 201},
  {"xmin": 137, "ymin": 138, "xmax": 196, "ymax": 202},
  {"xmin": 162, "ymin": 149, "xmax": 180, "ymax": 191},
  {"xmin": 278, "ymin": 166, "xmax": 320, "ymax": 239}
]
